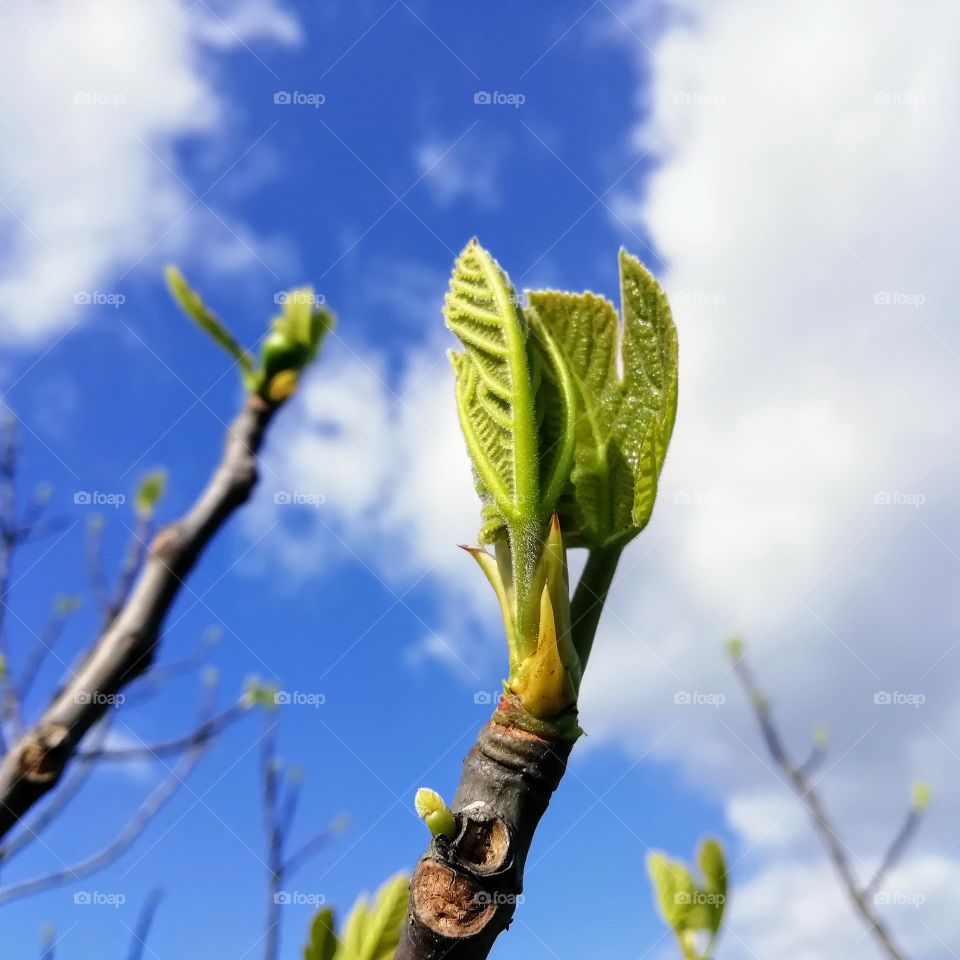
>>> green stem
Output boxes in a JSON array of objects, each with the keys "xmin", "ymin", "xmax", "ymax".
[{"xmin": 570, "ymin": 545, "xmax": 622, "ymax": 669}]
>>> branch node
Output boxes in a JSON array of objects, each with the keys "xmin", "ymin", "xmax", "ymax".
[{"xmin": 18, "ymin": 724, "xmax": 69, "ymax": 783}]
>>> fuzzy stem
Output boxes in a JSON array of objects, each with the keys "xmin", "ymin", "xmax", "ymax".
[{"xmin": 570, "ymin": 545, "xmax": 621, "ymax": 669}]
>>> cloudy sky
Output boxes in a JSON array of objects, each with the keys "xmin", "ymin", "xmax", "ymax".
[{"xmin": 1, "ymin": 1, "xmax": 958, "ymax": 958}]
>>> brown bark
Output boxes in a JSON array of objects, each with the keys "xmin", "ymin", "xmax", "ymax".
[
  {"xmin": 396, "ymin": 696, "xmax": 575, "ymax": 960},
  {"xmin": 0, "ymin": 393, "xmax": 276, "ymax": 837}
]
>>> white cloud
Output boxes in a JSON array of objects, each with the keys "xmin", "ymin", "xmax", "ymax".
[
  {"xmin": 414, "ymin": 133, "xmax": 503, "ymax": 208},
  {"xmin": 247, "ymin": 0, "xmax": 960, "ymax": 949},
  {"xmin": 726, "ymin": 856, "xmax": 960, "ymax": 960},
  {"xmin": 0, "ymin": 0, "xmax": 301, "ymax": 345}
]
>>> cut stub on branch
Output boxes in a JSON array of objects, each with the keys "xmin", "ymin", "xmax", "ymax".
[{"xmin": 396, "ymin": 700, "xmax": 571, "ymax": 960}]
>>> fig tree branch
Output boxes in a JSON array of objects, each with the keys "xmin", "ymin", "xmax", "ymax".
[
  {"xmin": 0, "ymin": 392, "xmax": 277, "ymax": 838},
  {"xmin": 730, "ymin": 643, "xmax": 924, "ymax": 960}
]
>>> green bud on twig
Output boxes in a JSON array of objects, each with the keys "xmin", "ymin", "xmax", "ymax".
[
  {"xmin": 911, "ymin": 782, "xmax": 932, "ymax": 811},
  {"xmin": 414, "ymin": 787, "xmax": 456, "ymax": 839}
]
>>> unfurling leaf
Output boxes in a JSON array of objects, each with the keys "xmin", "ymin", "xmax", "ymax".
[
  {"xmin": 697, "ymin": 838, "xmax": 727, "ymax": 935},
  {"xmin": 334, "ymin": 874, "xmax": 409, "ymax": 960},
  {"xmin": 445, "ymin": 239, "xmax": 575, "ymax": 542},
  {"xmin": 648, "ymin": 838, "xmax": 728, "ymax": 960},
  {"xmin": 135, "ymin": 469, "xmax": 167, "ymax": 518},
  {"xmin": 304, "ymin": 907, "xmax": 338, "ymax": 960},
  {"xmin": 165, "ymin": 266, "xmax": 256, "ymax": 386},
  {"xmin": 260, "ymin": 289, "xmax": 335, "ymax": 398},
  {"xmin": 526, "ymin": 250, "xmax": 678, "ymax": 548}
]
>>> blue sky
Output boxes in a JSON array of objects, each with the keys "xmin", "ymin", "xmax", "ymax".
[{"xmin": 2, "ymin": 1, "xmax": 960, "ymax": 958}]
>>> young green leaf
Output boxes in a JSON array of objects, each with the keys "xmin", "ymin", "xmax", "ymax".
[
  {"xmin": 526, "ymin": 250, "xmax": 678, "ymax": 549},
  {"xmin": 358, "ymin": 874, "xmax": 409, "ymax": 960},
  {"xmin": 698, "ymin": 838, "xmax": 727, "ymax": 935},
  {"xmin": 336, "ymin": 894, "xmax": 371, "ymax": 960},
  {"xmin": 445, "ymin": 240, "xmax": 540, "ymax": 534},
  {"xmin": 259, "ymin": 290, "xmax": 335, "ymax": 402},
  {"xmin": 647, "ymin": 851, "xmax": 695, "ymax": 933},
  {"xmin": 304, "ymin": 907, "xmax": 338, "ymax": 960},
  {"xmin": 135, "ymin": 469, "xmax": 167, "ymax": 518},
  {"xmin": 164, "ymin": 267, "xmax": 256, "ymax": 385}
]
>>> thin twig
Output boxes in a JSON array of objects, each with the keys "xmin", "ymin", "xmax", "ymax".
[
  {"xmin": 0, "ymin": 393, "xmax": 278, "ymax": 837},
  {"xmin": 125, "ymin": 889, "xmax": 163, "ymax": 960},
  {"xmin": 121, "ymin": 629, "xmax": 221, "ymax": 708},
  {"xmin": 730, "ymin": 647, "xmax": 910, "ymax": 960},
  {"xmin": 0, "ymin": 688, "xmax": 216, "ymax": 905},
  {"xmin": 105, "ymin": 515, "xmax": 152, "ymax": 628},
  {"xmin": 77, "ymin": 700, "xmax": 248, "ymax": 762}
]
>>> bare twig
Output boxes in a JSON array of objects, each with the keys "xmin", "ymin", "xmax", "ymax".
[
  {"xmin": 121, "ymin": 628, "xmax": 222, "ymax": 708},
  {"xmin": 77, "ymin": 699, "xmax": 248, "ymax": 762},
  {"xmin": 15, "ymin": 600, "xmax": 80, "ymax": 720},
  {"xmin": 0, "ymin": 687, "xmax": 216, "ymax": 905},
  {"xmin": 105, "ymin": 514, "xmax": 152, "ymax": 628},
  {"xmin": 0, "ymin": 392, "xmax": 278, "ymax": 837},
  {"xmin": 730, "ymin": 645, "xmax": 916, "ymax": 960},
  {"xmin": 865, "ymin": 807, "xmax": 922, "ymax": 900},
  {"xmin": 125, "ymin": 889, "xmax": 163, "ymax": 960},
  {"xmin": 259, "ymin": 713, "xmax": 335, "ymax": 960}
]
